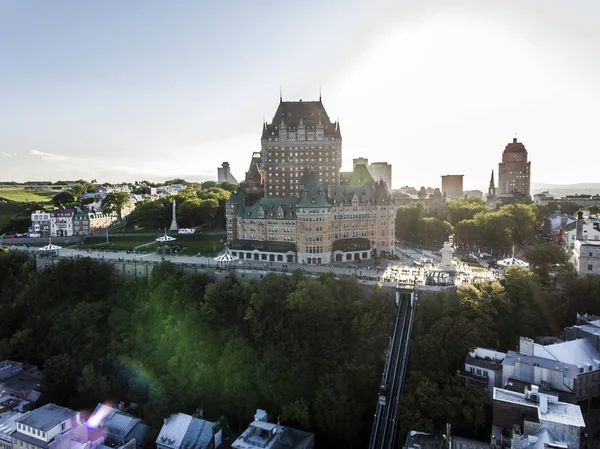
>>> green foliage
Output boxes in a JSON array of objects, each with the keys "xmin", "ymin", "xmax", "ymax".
[
  {"xmin": 101, "ymin": 192, "xmax": 131, "ymax": 220},
  {"xmin": 446, "ymin": 198, "xmax": 491, "ymax": 226},
  {"xmin": 395, "ymin": 203, "xmax": 452, "ymax": 247},
  {"xmin": 52, "ymin": 190, "xmax": 75, "ymax": 207},
  {"xmin": 524, "ymin": 242, "xmax": 571, "ymax": 284},
  {"xmin": 0, "ymin": 255, "xmax": 393, "ymax": 448},
  {"xmin": 5, "ymin": 249, "xmax": 600, "ymax": 446},
  {"xmin": 130, "ymin": 187, "xmax": 230, "ymax": 231}
]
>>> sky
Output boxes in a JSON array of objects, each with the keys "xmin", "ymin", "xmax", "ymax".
[{"xmin": 1, "ymin": 0, "xmax": 599, "ymax": 190}]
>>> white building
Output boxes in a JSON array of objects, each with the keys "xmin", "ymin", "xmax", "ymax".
[
  {"xmin": 562, "ymin": 222, "xmax": 600, "ymax": 250},
  {"xmin": 503, "ymin": 336, "xmax": 600, "ymax": 403},
  {"xmin": 30, "ymin": 211, "xmax": 52, "ymax": 237},
  {"xmin": 573, "ymin": 240, "xmax": 600, "ymax": 276},
  {"xmin": 0, "ymin": 394, "xmax": 29, "ymax": 449},
  {"xmin": 13, "ymin": 403, "xmax": 79, "ymax": 449},
  {"xmin": 50, "ymin": 209, "xmax": 75, "ymax": 237},
  {"xmin": 88, "ymin": 404, "xmax": 148, "ymax": 449},
  {"xmin": 232, "ymin": 409, "xmax": 314, "ymax": 449},
  {"xmin": 369, "ymin": 162, "xmax": 392, "ymax": 191},
  {"xmin": 462, "ymin": 347, "xmax": 506, "ymax": 399},
  {"xmin": 492, "ymin": 387, "xmax": 585, "ymax": 449},
  {"xmin": 156, "ymin": 413, "xmax": 215, "ymax": 449}
]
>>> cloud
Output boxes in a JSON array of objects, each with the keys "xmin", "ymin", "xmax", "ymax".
[
  {"xmin": 1, "ymin": 152, "xmax": 13, "ymax": 158},
  {"xmin": 27, "ymin": 149, "xmax": 67, "ymax": 161}
]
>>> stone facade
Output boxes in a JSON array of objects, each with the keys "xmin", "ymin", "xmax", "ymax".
[
  {"xmin": 228, "ymin": 169, "xmax": 395, "ymax": 264},
  {"xmin": 72, "ymin": 211, "xmax": 117, "ymax": 236}
]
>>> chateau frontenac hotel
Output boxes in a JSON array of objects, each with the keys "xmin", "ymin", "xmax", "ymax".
[{"xmin": 226, "ymin": 96, "xmax": 395, "ymax": 264}]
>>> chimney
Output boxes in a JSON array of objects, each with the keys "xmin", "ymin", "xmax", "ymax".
[
  {"xmin": 519, "ymin": 337, "xmax": 534, "ymax": 356},
  {"xmin": 539, "ymin": 395, "xmax": 548, "ymax": 414},
  {"xmin": 577, "ymin": 211, "xmax": 584, "ymax": 240},
  {"xmin": 512, "ymin": 425, "xmax": 521, "ymax": 449}
]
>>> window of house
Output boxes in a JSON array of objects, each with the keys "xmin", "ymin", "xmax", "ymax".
[{"xmin": 589, "ymin": 264, "xmax": 593, "ymax": 271}]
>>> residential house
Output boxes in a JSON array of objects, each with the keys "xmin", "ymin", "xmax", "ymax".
[
  {"xmin": 0, "ymin": 361, "xmax": 42, "ymax": 403},
  {"xmin": 231, "ymin": 409, "xmax": 314, "ymax": 449},
  {"xmin": 491, "ymin": 387, "xmax": 585, "ymax": 449},
  {"xmin": 564, "ymin": 314, "xmax": 600, "ymax": 352},
  {"xmin": 572, "ymin": 240, "xmax": 600, "ymax": 276},
  {"xmin": 12, "ymin": 403, "xmax": 80, "ymax": 449},
  {"xmin": 533, "ymin": 192, "xmax": 555, "ymax": 206},
  {"xmin": 459, "ymin": 348, "xmax": 506, "ymax": 399},
  {"xmin": 72, "ymin": 212, "xmax": 90, "ymax": 236},
  {"xmin": 88, "ymin": 404, "xmax": 149, "ymax": 449},
  {"xmin": 29, "ymin": 211, "xmax": 52, "ymax": 237},
  {"xmin": 73, "ymin": 212, "xmax": 117, "ymax": 236},
  {"xmin": 0, "ymin": 394, "xmax": 31, "ymax": 449},
  {"xmin": 156, "ymin": 413, "xmax": 215, "ymax": 449},
  {"xmin": 502, "ymin": 337, "xmax": 600, "ymax": 404},
  {"xmin": 50, "ymin": 209, "xmax": 75, "ymax": 237}
]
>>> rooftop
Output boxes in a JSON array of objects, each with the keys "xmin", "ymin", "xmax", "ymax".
[
  {"xmin": 232, "ymin": 410, "xmax": 314, "ymax": 449},
  {"xmin": 503, "ymin": 138, "xmax": 527, "ymax": 154},
  {"xmin": 520, "ymin": 428, "xmax": 566, "ymax": 449},
  {"xmin": 493, "ymin": 388, "xmax": 585, "ymax": 428},
  {"xmin": 16, "ymin": 403, "xmax": 75, "ymax": 432},
  {"xmin": 156, "ymin": 413, "xmax": 214, "ymax": 449}
]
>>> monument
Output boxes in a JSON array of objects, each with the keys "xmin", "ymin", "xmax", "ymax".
[{"xmin": 169, "ymin": 199, "xmax": 178, "ymax": 231}]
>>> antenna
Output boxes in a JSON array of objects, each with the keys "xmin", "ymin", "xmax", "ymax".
[
  {"xmin": 319, "ymin": 86, "xmax": 322, "ymax": 101},
  {"xmin": 279, "ymin": 86, "xmax": 282, "ymax": 102}
]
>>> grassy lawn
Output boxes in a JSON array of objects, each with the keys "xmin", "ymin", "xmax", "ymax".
[
  {"xmin": 76, "ymin": 233, "xmax": 226, "ymax": 254},
  {"xmin": 0, "ymin": 189, "xmax": 55, "ymax": 203}
]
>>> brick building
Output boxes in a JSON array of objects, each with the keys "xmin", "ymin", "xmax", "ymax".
[
  {"xmin": 226, "ymin": 98, "xmax": 395, "ymax": 264},
  {"xmin": 260, "ymin": 96, "xmax": 341, "ymax": 197},
  {"xmin": 498, "ymin": 138, "xmax": 531, "ymax": 198}
]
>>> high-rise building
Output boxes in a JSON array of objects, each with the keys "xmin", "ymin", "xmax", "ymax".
[
  {"xmin": 217, "ymin": 162, "xmax": 237, "ymax": 184},
  {"xmin": 369, "ymin": 162, "xmax": 392, "ymax": 190},
  {"xmin": 441, "ymin": 174, "xmax": 464, "ymax": 198},
  {"xmin": 353, "ymin": 157, "xmax": 368, "ymax": 169},
  {"xmin": 260, "ymin": 96, "xmax": 342, "ymax": 197},
  {"xmin": 498, "ymin": 138, "xmax": 531, "ymax": 197}
]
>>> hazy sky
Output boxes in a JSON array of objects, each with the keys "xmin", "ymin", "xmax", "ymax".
[{"xmin": 1, "ymin": 0, "xmax": 599, "ymax": 189}]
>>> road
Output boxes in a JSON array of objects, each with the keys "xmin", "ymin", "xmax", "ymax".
[{"xmin": 3, "ymin": 242, "xmax": 497, "ymax": 284}]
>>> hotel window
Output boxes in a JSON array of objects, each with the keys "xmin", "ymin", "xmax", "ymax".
[{"xmin": 588, "ymin": 264, "xmax": 593, "ymax": 271}]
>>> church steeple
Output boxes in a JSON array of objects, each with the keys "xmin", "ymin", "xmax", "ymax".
[{"xmin": 488, "ymin": 170, "xmax": 496, "ymax": 197}]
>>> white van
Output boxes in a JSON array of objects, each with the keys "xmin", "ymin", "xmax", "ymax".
[{"xmin": 178, "ymin": 228, "xmax": 196, "ymax": 235}]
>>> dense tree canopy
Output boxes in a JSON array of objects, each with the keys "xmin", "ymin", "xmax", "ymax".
[
  {"xmin": 3, "ymin": 251, "xmax": 600, "ymax": 447},
  {"xmin": 446, "ymin": 198, "xmax": 491, "ymax": 226},
  {"xmin": 129, "ymin": 185, "xmax": 231, "ymax": 231},
  {"xmin": 0, "ymin": 253, "xmax": 392, "ymax": 447},
  {"xmin": 395, "ymin": 203, "xmax": 453, "ymax": 248}
]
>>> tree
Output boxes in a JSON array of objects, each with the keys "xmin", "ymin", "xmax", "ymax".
[
  {"xmin": 201, "ymin": 181, "xmax": 218, "ymax": 190},
  {"xmin": 454, "ymin": 219, "xmax": 480, "ymax": 248},
  {"xmin": 219, "ymin": 182, "xmax": 238, "ymax": 193},
  {"xmin": 446, "ymin": 198, "xmax": 491, "ymax": 226},
  {"xmin": 101, "ymin": 192, "xmax": 130, "ymax": 220},
  {"xmin": 524, "ymin": 243, "xmax": 571, "ymax": 284},
  {"xmin": 396, "ymin": 202, "xmax": 424, "ymax": 243},
  {"xmin": 52, "ymin": 191, "xmax": 75, "ymax": 207}
]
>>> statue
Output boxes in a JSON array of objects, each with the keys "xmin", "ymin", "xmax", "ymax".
[{"xmin": 169, "ymin": 199, "xmax": 178, "ymax": 231}]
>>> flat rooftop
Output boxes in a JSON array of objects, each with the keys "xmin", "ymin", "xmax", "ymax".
[
  {"xmin": 493, "ymin": 388, "xmax": 585, "ymax": 428},
  {"xmin": 16, "ymin": 403, "xmax": 74, "ymax": 432}
]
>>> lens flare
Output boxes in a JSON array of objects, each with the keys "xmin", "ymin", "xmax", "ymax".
[{"xmin": 87, "ymin": 403, "xmax": 113, "ymax": 429}]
